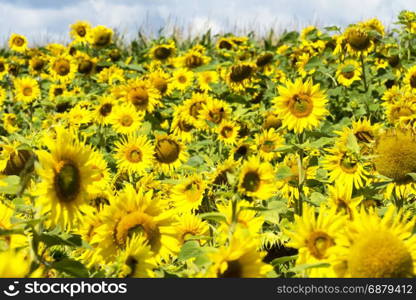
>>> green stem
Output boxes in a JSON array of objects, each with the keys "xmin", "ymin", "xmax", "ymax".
[{"xmin": 360, "ymin": 54, "xmax": 368, "ymax": 92}]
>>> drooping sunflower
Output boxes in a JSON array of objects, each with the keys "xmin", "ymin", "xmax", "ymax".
[
  {"xmin": 154, "ymin": 134, "xmax": 189, "ymax": 174},
  {"xmin": 322, "ymin": 145, "xmax": 368, "ymax": 199},
  {"xmin": 237, "ymin": 156, "xmax": 276, "ymax": 200},
  {"xmin": 117, "ymin": 234, "xmax": 157, "ymax": 278},
  {"xmin": 273, "ymin": 79, "xmax": 328, "ymax": 134},
  {"xmin": 205, "ymin": 234, "xmax": 272, "ymax": 278},
  {"xmin": 109, "ymin": 104, "xmax": 145, "ymax": 135},
  {"xmin": 343, "ymin": 25, "xmax": 374, "ymax": 56},
  {"xmin": 88, "ymin": 25, "xmax": 113, "ymax": 48},
  {"xmin": 8, "ymin": 33, "xmax": 28, "ymax": 53},
  {"xmin": 286, "ymin": 204, "xmax": 346, "ymax": 277},
  {"xmin": 149, "ymin": 41, "xmax": 176, "ymax": 62},
  {"xmin": 49, "ymin": 54, "xmax": 77, "ymax": 83},
  {"xmin": 373, "ymin": 128, "xmax": 416, "ymax": 199},
  {"xmin": 13, "ymin": 77, "xmax": 41, "ymax": 103},
  {"xmin": 336, "ymin": 59, "xmax": 362, "ymax": 87},
  {"xmin": 171, "ymin": 174, "xmax": 207, "ymax": 212},
  {"xmin": 216, "ymin": 120, "xmax": 240, "ymax": 145},
  {"xmin": 70, "ymin": 21, "xmax": 91, "ymax": 43},
  {"xmin": 92, "ymin": 184, "xmax": 178, "ymax": 261},
  {"xmin": 35, "ymin": 127, "xmax": 99, "ymax": 228},
  {"xmin": 329, "ymin": 206, "xmax": 416, "ymax": 278},
  {"xmin": 252, "ymin": 128, "xmax": 284, "ymax": 162},
  {"xmin": 114, "ymin": 134, "xmax": 154, "ymax": 176}
]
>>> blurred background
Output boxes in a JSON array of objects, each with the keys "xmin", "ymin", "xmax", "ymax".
[{"xmin": 0, "ymin": 0, "xmax": 414, "ymax": 44}]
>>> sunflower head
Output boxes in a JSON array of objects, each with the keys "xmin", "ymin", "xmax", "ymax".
[
  {"xmin": 88, "ymin": 25, "xmax": 113, "ymax": 48},
  {"xmin": 8, "ymin": 34, "xmax": 28, "ymax": 53},
  {"xmin": 345, "ymin": 26, "xmax": 371, "ymax": 52},
  {"xmin": 374, "ymin": 129, "xmax": 416, "ymax": 184}
]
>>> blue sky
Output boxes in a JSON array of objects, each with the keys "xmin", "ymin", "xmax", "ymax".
[{"xmin": 0, "ymin": 0, "xmax": 414, "ymax": 44}]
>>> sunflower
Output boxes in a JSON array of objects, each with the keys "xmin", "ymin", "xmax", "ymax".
[
  {"xmin": 88, "ymin": 25, "xmax": 113, "ymax": 48},
  {"xmin": 225, "ymin": 62, "xmax": 257, "ymax": 92},
  {"xmin": 94, "ymin": 95, "xmax": 116, "ymax": 125},
  {"xmin": 172, "ymin": 213, "xmax": 210, "ymax": 246},
  {"xmin": 205, "ymin": 234, "xmax": 272, "ymax": 278},
  {"xmin": 329, "ymin": 206, "xmax": 416, "ymax": 278},
  {"xmin": 97, "ymin": 65, "xmax": 125, "ymax": 85},
  {"xmin": 326, "ymin": 185, "xmax": 362, "ymax": 219},
  {"xmin": 373, "ymin": 128, "xmax": 416, "ymax": 199},
  {"xmin": 230, "ymin": 139, "xmax": 255, "ymax": 162},
  {"xmin": 216, "ymin": 120, "xmax": 240, "ymax": 145},
  {"xmin": 343, "ymin": 25, "xmax": 374, "ymax": 56},
  {"xmin": 114, "ymin": 134, "xmax": 154, "ymax": 176},
  {"xmin": 109, "ymin": 104, "xmax": 144, "ymax": 135},
  {"xmin": 237, "ymin": 156, "xmax": 276, "ymax": 200},
  {"xmin": 122, "ymin": 78, "xmax": 161, "ymax": 113},
  {"xmin": 48, "ymin": 83, "xmax": 67, "ymax": 101},
  {"xmin": 170, "ymin": 68, "xmax": 194, "ymax": 92},
  {"xmin": 322, "ymin": 145, "xmax": 368, "ymax": 199},
  {"xmin": 13, "ymin": 77, "xmax": 41, "ymax": 103},
  {"xmin": 147, "ymin": 69, "xmax": 171, "ymax": 96},
  {"xmin": 253, "ymin": 128, "xmax": 284, "ymax": 161},
  {"xmin": 29, "ymin": 54, "xmax": 47, "ymax": 76},
  {"xmin": 336, "ymin": 59, "xmax": 362, "ymax": 87},
  {"xmin": 404, "ymin": 65, "xmax": 416, "ymax": 90},
  {"xmin": 0, "ymin": 249, "xmax": 31, "ymax": 277},
  {"xmin": 171, "ymin": 174, "xmax": 207, "ymax": 212},
  {"xmin": 70, "ymin": 21, "xmax": 91, "ymax": 43},
  {"xmin": 286, "ymin": 204, "xmax": 346, "ymax": 277},
  {"xmin": 181, "ymin": 92, "xmax": 210, "ymax": 127},
  {"xmin": 171, "ymin": 106, "xmax": 195, "ymax": 143},
  {"xmin": 35, "ymin": 127, "xmax": 99, "ymax": 228},
  {"xmin": 197, "ymin": 71, "xmax": 219, "ymax": 92},
  {"xmin": 8, "ymin": 33, "xmax": 28, "ymax": 53},
  {"xmin": 117, "ymin": 234, "xmax": 157, "ymax": 278},
  {"xmin": 197, "ymin": 97, "xmax": 232, "ymax": 130},
  {"xmin": 149, "ymin": 41, "xmax": 176, "ymax": 62},
  {"xmin": 273, "ymin": 79, "xmax": 328, "ymax": 134},
  {"xmin": 3, "ymin": 113, "xmax": 19, "ymax": 134},
  {"xmin": 92, "ymin": 184, "xmax": 178, "ymax": 261},
  {"xmin": 49, "ymin": 54, "xmax": 77, "ymax": 83},
  {"xmin": 154, "ymin": 134, "xmax": 189, "ymax": 174},
  {"xmin": 180, "ymin": 49, "xmax": 210, "ymax": 69},
  {"xmin": 0, "ymin": 138, "xmax": 32, "ymax": 176}
]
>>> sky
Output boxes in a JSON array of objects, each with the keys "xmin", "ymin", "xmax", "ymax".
[{"xmin": 0, "ymin": 0, "xmax": 414, "ymax": 44}]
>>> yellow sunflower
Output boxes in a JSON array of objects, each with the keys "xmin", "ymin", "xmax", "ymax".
[
  {"xmin": 205, "ymin": 234, "xmax": 272, "ymax": 278},
  {"xmin": 171, "ymin": 174, "xmax": 207, "ymax": 212},
  {"xmin": 197, "ymin": 97, "xmax": 232, "ymax": 130},
  {"xmin": 49, "ymin": 54, "xmax": 77, "ymax": 83},
  {"xmin": 172, "ymin": 213, "xmax": 210, "ymax": 246},
  {"xmin": 343, "ymin": 25, "xmax": 374, "ymax": 56},
  {"xmin": 35, "ymin": 127, "xmax": 99, "ymax": 228},
  {"xmin": 122, "ymin": 78, "xmax": 161, "ymax": 113},
  {"xmin": 336, "ymin": 59, "xmax": 362, "ymax": 87},
  {"xmin": 8, "ymin": 33, "xmax": 28, "ymax": 53},
  {"xmin": 286, "ymin": 204, "xmax": 346, "ymax": 277},
  {"xmin": 94, "ymin": 95, "xmax": 116, "ymax": 125},
  {"xmin": 171, "ymin": 106, "xmax": 195, "ymax": 143},
  {"xmin": 237, "ymin": 156, "xmax": 276, "ymax": 200},
  {"xmin": 273, "ymin": 78, "xmax": 328, "ymax": 134},
  {"xmin": 88, "ymin": 25, "xmax": 113, "ymax": 48},
  {"xmin": 329, "ymin": 206, "xmax": 416, "ymax": 278},
  {"xmin": 13, "ymin": 77, "xmax": 40, "ymax": 103},
  {"xmin": 114, "ymin": 134, "xmax": 154, "ymax": 176},
  {"xmin": 109, "ymin": 104, "xmax": 145, "ymax": 135},
  {"xmin": 225, "ymin": 61, "xmax": 257, "ymax": 92},
  {"xmin": 153, "ymin": 134, "xmax": 189, "ymax": 174},
  {"xmin": 326, "ymin": 184, "xmax": 362, "ymax": 219},
  {"xmin": 404, "ymin": 65, "xmax": 416, "ymax": 90},
  {"xmin": 216, "ymin": 120, "xmax": 240, "ymax": 145},
  {"xmin": 70, "ymin": 21, "xmax": 91, "ymax": 43},
  {"xmin": 197, "ymin": 70, "xmax": 219, "ymax": 92},
  {"xmin": 117, "ymin": 234, "xmax": 157, "ymax": 278},
  {"xmin": 322, "ymin": 145, "xmax": 368, "ymax": 199},
  {"xmin": 149, "ymin": 41, "xmax": 176, "ymax": 62},
  {"xmin": 253, "ymin": 128, "xmax": 284, "ymax": 161},
  {"xmin": 170, "ymin": 68, "xmax": 194, "ymax": 92}
]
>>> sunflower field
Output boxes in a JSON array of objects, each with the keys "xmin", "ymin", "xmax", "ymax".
[{"xmin": 1, "ymin": 11, "xmax": 416, "ymax": 279}]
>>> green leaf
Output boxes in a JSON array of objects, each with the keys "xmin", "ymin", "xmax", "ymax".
[
  {"xmin": 271, "ymin": 255, "xmax": 298, "ymax": 266},
  {"xmin": 199, "ymin": 212, "xmax": 227, "ymax": 223},
  {"xmin": 52, "ymin": 259, "xmax": 89, "ymax": 277},
  {"xmin": 341, "ymin": 64, "xmax": 355, "ymax": 73},
  {"xmin": 178, "ymin": 241, "xmax": 204, "ymax": 261},
  {"xmin": 346, "ymin": 132, "xmax": 360, "ymax": 153},
  {"xmin": 0, "ymin": 176, "xmax": 21, "ymax": 195},
  {"xmin": 406, "ymin": 173, "xmax": 416, "ymax": 181},
  {"xmin": 38, "ymin": 233, "xmax": 86, "ymax": 248},
  {"xmin": 276, "ymin": 165, "xmax": 293, "ymax": 180},
  {"xmin": 304, "ymin": 56, "xmax": 321, "ymax": 71}
]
